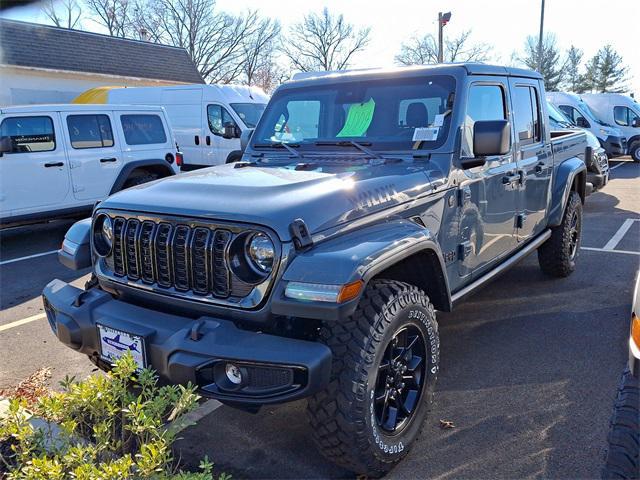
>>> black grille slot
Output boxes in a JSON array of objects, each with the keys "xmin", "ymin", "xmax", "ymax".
[
  {"xmin": 212, "ymin": 230, "xmax": 231, "ymax": 297},
  {"xmin": 112, "ymin": 217, "xmax": 126, "ymax": 276},
  {"xmin": 155, "ymin": 223, "xmax": 173, "ymax": 287},
  {"xmin": 190, "ymin": 227, "xmax": 211, "ymax": 295},
  {"xmin": 139, "ymin": 221, "xmax": 156, "ymax": 284},
  {"xmin": 172, "ymin": 225, "xmax": 191, "ymax": 291},
  {"xmin": 124, "ymin": 219, "xmax": 141, "ymax": 280}
]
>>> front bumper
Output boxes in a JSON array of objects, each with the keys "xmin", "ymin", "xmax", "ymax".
[
  {"xmin": 587, "ymin": 171, "xmax": 609, "ymax": 192},
  {"xmin": 601, "ymin": 135, "xmax": 627, "ymax": 157},
  {"xmin": 42, "ymin": 279, "xmax": 332, "ymax": 405}
]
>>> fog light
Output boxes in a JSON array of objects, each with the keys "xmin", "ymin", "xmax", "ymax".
[{"xmin": 225, "ymin": 363, "xmax": 242, "ymax": 385}]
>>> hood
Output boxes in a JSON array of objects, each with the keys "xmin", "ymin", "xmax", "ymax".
[{"xmin": 100, "ymin": 159, "xmax": 439, "ymax": 241}]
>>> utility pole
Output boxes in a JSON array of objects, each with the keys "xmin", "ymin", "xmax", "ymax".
[
  {"xmin": 437, "ymin": 11, "xmax": 451, "ymax": 63},
  {"xmin": 537, "ymin": 0, "xmax": 545, "ymax": 72}
]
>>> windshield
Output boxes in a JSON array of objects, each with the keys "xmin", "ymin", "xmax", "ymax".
[
  {"xmin": 577, "ymin": 100, "xmax": 606, "ymax": 125},
  {"xmin": 547, "ymin": 102, "xmax": 574, "ymax": 127},
  {"xmin": 230, "ymin": 103, "xmax": 267, "ymax": 128},
  {"xmin": 252, "ymin": 75, "xmax": 456, "ymax": 150}
]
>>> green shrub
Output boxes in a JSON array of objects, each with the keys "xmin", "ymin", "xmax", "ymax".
[{"xmin": 0, "ymin": 353, "xmax": 228, "ymax": 480}]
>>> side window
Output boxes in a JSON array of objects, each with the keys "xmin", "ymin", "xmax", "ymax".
[
  {"xmin": 513, "ymin": 86, "xmax": 541, "ymax": 145},
  {"xmin": 120, "ymin": 114, "xmax": 167, "ymax": 145},
  {"xmin": 67, "ymin": 114, "xmax": 114, "ymax": 149},
  {"xmin": 207, "ymin": 105, "xmax": 237, "ymax": 136},
  {"xmin": 0, "ymin": 116, "xmax": 56, "ymax": 153},
  {"xmin": 559, "ymin": 105, "xmax": 589, "ymax": 128},
  {"xmin": 462, "ymin": 84, "xmax": 506, "ymax": 157},
  {"xmin": 613, "ymin": 106, "xmax": 628, "ymax": 126}
]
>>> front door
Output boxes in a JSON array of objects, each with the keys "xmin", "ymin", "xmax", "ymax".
[
  {"xmin": 205, "ymin": 104, "xmax": 241, "ymax": 165},
  {"xmin": 62, "ymin": 111, "xmax": 121, "ymax": 201},
  {"xmin": 0, "ymin": 113, "xmax": 70, "ymax": 217},
  {"xmin": 458, "ymin": 81, "xmax": 519, "ymax": 278},
  {"xmin": 509, "ymin": 79, "xmax": 552, "ymax": 241}
]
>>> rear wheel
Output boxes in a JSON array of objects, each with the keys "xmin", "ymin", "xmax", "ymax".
[
  {"xmin": 537, "ymin": 191, "xmax": 582, "ymax": 277},
  {"xmin": 307, "ymin": 280, "xmax": 439, "ymax": 477}
]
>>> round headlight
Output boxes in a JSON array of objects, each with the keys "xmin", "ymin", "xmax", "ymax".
[
  {"xmin": 93, "ymin": 214, "xmax": 113, "ymax": 257},
  {"xmin": 246, "ymin": 233, "xmax": 275, "ymax": 273}
]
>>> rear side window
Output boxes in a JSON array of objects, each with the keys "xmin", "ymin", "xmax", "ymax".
[
  {"xmin": 67, "ymin": 114, "xmax": 114, "ymax": 149},
  {"xmin": 0, "ymin": 116, "xmax": 55, "ymax": 153},
  {"xmin": 120, "ymin": 114, "xmax": 167, "ymax": 145},
  {"xmin": 513, "ymin": 86, "xmax": 541, "ymax": 145}
]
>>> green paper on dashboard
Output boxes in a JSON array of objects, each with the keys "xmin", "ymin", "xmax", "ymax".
[{"xmin": 336, "ymin": 98, "xmax": 376, "ymax": 137}]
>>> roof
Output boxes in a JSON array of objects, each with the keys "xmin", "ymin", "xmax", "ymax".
[
  {"xmin": 0, "ymin": 18, "xmax": 204, "ymax": 84},
  {"xmin": 1, "ymin": 104, "xmax": 168, "ymax": 114},
  {"xmin": 283, "ymin": 63, "xmax": 542, "ymax": 89}
]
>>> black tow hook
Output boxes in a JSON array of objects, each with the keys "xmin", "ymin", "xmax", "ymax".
[{"xmin": 190, "ymin": 320, "xmax": 205, "ymax": 341}]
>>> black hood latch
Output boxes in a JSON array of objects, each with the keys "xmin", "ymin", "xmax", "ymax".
[{"xmin": 289, "ymin": 218, "xmax": 313, "ymax": 251}]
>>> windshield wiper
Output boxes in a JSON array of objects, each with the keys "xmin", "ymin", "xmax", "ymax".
[
  {"xmin": 253, "ymin": 142, "xmax": 304, "ymax": 158},
  {"xmin": 314, "ymin": 140, "xmax": 384, "ymax": 159}
]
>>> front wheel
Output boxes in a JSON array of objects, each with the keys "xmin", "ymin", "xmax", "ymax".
[
  {"xmin": 307, "ymin": 280, "xmax": 439, "ymax": 478},
  {"xmin": 630, "ymin": 142, "xmax": 640, "ymax": 163},
  {"xmin": 537, "ymin": 190, "xmax": 582, "ymax": 277}
]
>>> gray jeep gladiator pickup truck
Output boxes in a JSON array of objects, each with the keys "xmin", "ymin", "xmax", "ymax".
[{"xmin": 44, "ymin": 64, "xmax": 588, "ymax": 477}]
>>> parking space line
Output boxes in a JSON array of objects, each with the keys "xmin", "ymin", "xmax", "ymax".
[
  {"xmin": 603, "ymin": 219, "xmax": 637, "ymax": 250},
  {"xmin": 0, "ymin": 313, "xmax": 47, "ymax": 332},
  {"xmin": 609, "ymin": 162, "xmax": 627, "ymax": 170},
  {"xmin": 0, "ymin": 250, "xmax": 58, "ymax": 266},
  {"xmin": 581, "ymin": 246, "xmax": 640, "ymax": 256}
]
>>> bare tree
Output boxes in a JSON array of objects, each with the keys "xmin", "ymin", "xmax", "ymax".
[
  {"xmin": 281, "ymin": 8, "xmax": 370, "ymax": 72},
  {"xmin": 85, "ymin": 0, "xmax": 133, "ymax": 37},
  {"xmin": 395, "ymin": 30, "xmax": 490, "ymax": 65},
  {"xmin": 42, "ymin": 0, "xmax": 83, "ymax": 29},
  {"xmin": 241, "ymin": 16, "xmax": 280, "ymax": 86}
]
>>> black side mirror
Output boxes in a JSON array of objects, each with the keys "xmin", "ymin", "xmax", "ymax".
[
  {"xmin": 240, "ymin": 129, "xmax": 254, "ymax": 153},
  {"xmin": 632, "ymin": 118, "xmax": 640, "ymax": 128},
  {"xmin": 461, "ymin": 120, "xmax": 511, "ymax": 169},
  {"xmin": 576, "ymin": 116, "xmax": 589, "ymax": 128},
  {"xmin": 223, "ymin": 122, "xmax": 240, "ymax": 139},
  {"xmin": 0, "ymin": 136, "xmax": 11, "ymax": 156}
]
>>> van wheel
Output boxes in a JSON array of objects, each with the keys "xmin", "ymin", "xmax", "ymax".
[
  {"xmin": 601, "ymin": 367, "xmax": 639, "ymax": 479},
  {"xmin": 307, "ymin": 280, "xmax": 439, "ymax": 478},
  {"xmin": 630, "ymin": 142, "xmax": 640, "ymax": 163},
  {"xmin": 226, "ymin": 153, "xmax": 242, "ymax": 164},
  {"xmin": 537, "ymin": 191, "xmax": 582, "ymax": 277},
  {"xmin": 123, "ymin": 171, "xmax": 158, "ymax": 189}
]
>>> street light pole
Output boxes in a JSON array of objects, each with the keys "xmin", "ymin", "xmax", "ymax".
[
  {"xmin": 537, "ymin": 0, "xmax": 545, "ymax": 72},
  {"xmin": 437, "ymin": 11, "xmax": 451, "ymax": 63}
]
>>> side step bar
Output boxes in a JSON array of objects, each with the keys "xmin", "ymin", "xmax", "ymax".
[{"xmin": 451, "ymin": 229, "xmax": 552, "ymax": 305}]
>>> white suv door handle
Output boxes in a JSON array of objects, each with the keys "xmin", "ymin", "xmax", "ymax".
[{"xmin": 100, "ymin": 157, "xmax": 117, "ymax": 163}]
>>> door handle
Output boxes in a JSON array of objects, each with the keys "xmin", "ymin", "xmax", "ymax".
[
  {"xmin": 195, "ymin": 135, "xmax": 200, "ymax": 145},
  {"xmin": 100, "ymin": 157, "xmax": 117, "ymax": 163},
  {"xmin": 535, "ymin": 162, "xmax": 545, "ymax": 174},
  {"xmin": 502, "ymin": 173, "xmax": 518, "ymax": 184},
  {"xmin": 44, "ymin": 162, "xmax": 64, "ymax": 168},
  {"xmin": 206, "ymin": 136, "xmax": 211, "ymax": 146}
]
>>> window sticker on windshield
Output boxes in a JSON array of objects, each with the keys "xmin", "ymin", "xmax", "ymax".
[
  {"xmin": 432, "ymin": 114, "xmax": 445, "ymax": 127},
  {"xmin": 337, "ymin": 98, "xmax": 376, "ymax": 137},
  {"xmin": 412, "ymin": 127, "xmax": 439, "ymax": 142}
]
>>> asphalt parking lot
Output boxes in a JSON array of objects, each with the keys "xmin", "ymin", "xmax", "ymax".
[{"xmin": 1, "ymin": 158, "xmax": 638, "ymax": 479}]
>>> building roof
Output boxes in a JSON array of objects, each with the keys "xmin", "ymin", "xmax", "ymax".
[{"xmin": 0, "ymin": 18, "xmax": 204, "ymax": 84}]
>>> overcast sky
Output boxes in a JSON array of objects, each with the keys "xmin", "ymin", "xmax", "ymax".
[{"xmin": 3, "ymin": 0, "xmax": 639, "ymax": 95}]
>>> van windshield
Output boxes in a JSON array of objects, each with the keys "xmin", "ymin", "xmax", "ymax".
[
  {"xmin": 230, "ymin": 103, "xmax": 267, "ymax": 128},
  {"xmin": 251, "ymin": 75, "xmax": 456, "ymax": 151}
]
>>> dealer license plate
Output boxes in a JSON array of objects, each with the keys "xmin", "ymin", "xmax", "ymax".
[{"xmin": 97, "ymin": 325, "xmax": 146, "ymax": 370}]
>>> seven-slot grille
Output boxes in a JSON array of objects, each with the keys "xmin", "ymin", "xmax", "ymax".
[{"xmin": 110, "ymin": 217, "xmax": 234, "ymax": 298}]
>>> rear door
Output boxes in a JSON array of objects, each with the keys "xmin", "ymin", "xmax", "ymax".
[
  {"xmin": 458, "ymin": 80, "xmax": 519, "ymax": 278},
  {"xmin": 509, "ymin": 79, "xmax": 552, "ymax": 241},
  {"xmin": 62, "ymin": 111, "xmax": 121, "ymax": 201},
  {"xmin": 0, "ymin": 113, "xmax": 71, "ymax": 216},
  {"xmin": 116, "ymin": 110, "xmax": 175, "ymax": 170}
]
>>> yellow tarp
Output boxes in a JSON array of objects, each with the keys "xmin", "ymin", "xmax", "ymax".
[{"xmin": 71, "ymin": 86, "xmax": 124, "ymax": 104}]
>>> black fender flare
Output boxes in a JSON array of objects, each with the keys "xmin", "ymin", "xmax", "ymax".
[
  {"xmin": 109, "ymin": 159, "xmax": 175, "ymax": 195},
  {"xmin": 548, "ymin": 157, "xmax": 587, "ymax": 227},
  {"xmin": 272, "ymin": 219, "xmax": 452, "ymax": 321}
]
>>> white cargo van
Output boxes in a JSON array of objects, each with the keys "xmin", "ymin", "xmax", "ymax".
[
  {"xmin": 547, "ymin": 92, "xmax": 627, "ymax": 157},
  {"xmin": 0, "ymin": 104, "xmax": 180, "ymax": 227},
  {"xmin": 580, "ymin": 93, "xmax": 640, "ymax": 162},
  {"xmin": 93, "ymin": 84, "xmax": 269, "ymax": 169}
]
